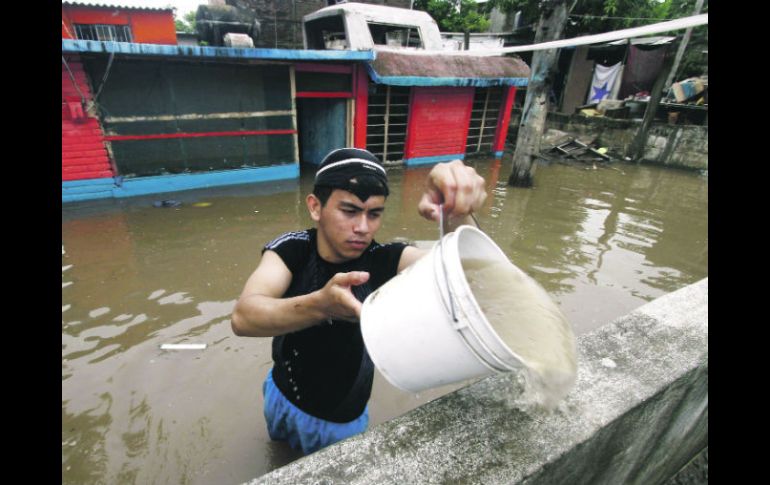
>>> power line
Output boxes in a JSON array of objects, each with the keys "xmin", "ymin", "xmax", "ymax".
[{"xmin": 569, "ymin": 14, "xmax": 670, "ymax": 22}]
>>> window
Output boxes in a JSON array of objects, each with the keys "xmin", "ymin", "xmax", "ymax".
[
  {"xmin": 367, "ymin": 23, "xmax": 422, "ymax": 48},
  {"xmin": 466, "ymin": 87, "xmax": 504, "ymax": 154},
  {"xmin": 304, "ymin": 15, "xmax": 347, "ymax": 50},
  {"xmin": 74, "ymin": 24, "xmax": 133, "ymax": 43},
  {"xmin": 366, "ymin": 84, "xmax": 410, "ymax": 162}
]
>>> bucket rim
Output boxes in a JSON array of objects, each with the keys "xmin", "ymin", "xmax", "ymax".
[{"xmin": 437, "ymin": 226, "xmax": 532, "ymax": 372}]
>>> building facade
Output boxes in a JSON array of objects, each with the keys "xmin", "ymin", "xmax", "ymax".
[{"xmin": 61, "ymin": 2, "xmax": 529, "ymax": 203}]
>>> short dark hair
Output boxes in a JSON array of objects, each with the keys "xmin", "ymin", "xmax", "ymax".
[{"xmin": 312, "ymin": 185, "xmax": 334, "ymax": 206}]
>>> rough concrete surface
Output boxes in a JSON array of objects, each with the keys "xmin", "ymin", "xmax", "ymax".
[
  {"xmin": 508, "ymin": 110, "xmax": 708, "ymax": 170},
  {"xmin": 247, "ymin": 278, "xmax": 707, "ymax": 485}
]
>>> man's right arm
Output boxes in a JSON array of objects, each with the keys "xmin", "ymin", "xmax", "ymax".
[{"xmin": 231, "ymin": 250, "xmax": 370, "ymax": 337}]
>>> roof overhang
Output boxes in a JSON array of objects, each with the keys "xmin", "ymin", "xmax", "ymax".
[
  {"xmin": 605, "ymin": 35, "xmax": 676, "ymax": 46},
  {"xmin": 62, "ymin": 1, "xmax": 173, "ymax": 12},
  {"xmin": 62, "ymin": 39, "xmax": 375, "ymax": 62},
  {"xmin": 367, "ymin": 50, "xmax": 530, "ymax": 87}
]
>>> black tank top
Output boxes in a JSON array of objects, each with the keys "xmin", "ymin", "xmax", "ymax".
[{"xmin": 263, "ymin": 228, "xmax": 406, "ymax": 423}]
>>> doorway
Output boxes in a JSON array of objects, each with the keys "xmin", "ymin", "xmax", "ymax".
[{"xmin": 297, "ymin": 98, "xmax": 348, "ymax": 166}]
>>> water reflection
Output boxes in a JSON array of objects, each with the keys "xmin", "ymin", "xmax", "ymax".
[{"xmin": 62, "ymin": 157, "xmax": 707, "ymax": 483}]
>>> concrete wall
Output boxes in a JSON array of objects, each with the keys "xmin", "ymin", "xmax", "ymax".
[
  {"xmin": 509, "ymin": 110, "xmax": 708, "ymax": 171},
  {"xmin": 246, "ymin": 278, "xmax": 708, "ymax": 484}
]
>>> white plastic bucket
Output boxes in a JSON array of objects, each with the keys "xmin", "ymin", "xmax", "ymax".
[{"xmin": 361, "ymin": 225, "xmax": 530, "ymax": 392}]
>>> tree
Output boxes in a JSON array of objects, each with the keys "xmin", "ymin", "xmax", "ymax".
[
  {"xmin": 413, "ymin": 0, "xmax": 491, "ymax": 32},
  {"xmin": 175, "ymin": 10, "xmax": 197, "ymax": 34},
  {"xmin": 507, "ymin": 0, "xmax": 569, "ymax": 187},
  {"xmin": 489, "ymin": 0, "xmax": 706, "ymax": 39}
]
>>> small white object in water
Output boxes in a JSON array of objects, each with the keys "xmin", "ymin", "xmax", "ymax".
[
  {"xmin": 160, "ymin": 343, "xmax": 207, "ymax": 350},
  {"xmin": 600, "ymin": 358, "xmax": 617, "ymax": 368}
]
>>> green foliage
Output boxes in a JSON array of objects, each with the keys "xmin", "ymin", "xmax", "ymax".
[
  {"xmin": 486, "ymin": 0, "xmax": 706, "ymax": 36},
  {"xmin": 174, "ymin": 10, "xmax": 197, "ymax": 34},
  {"xmin": 413, "ymin": 0, "xmax": 491, "ymax": 32}
]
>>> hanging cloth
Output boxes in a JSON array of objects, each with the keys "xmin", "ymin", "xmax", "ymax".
[
  {"xmin": 617, "ymin": 44, "xmax": 669, "ymax": 99},
  {"xmin": 586, "ymin": 62, "xmax": 623, "ymax": 104}
]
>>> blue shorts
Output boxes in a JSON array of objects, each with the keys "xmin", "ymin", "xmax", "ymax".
[{"xmin": 262, "ymin": 368, "xmax": 369, "ymax": 455}]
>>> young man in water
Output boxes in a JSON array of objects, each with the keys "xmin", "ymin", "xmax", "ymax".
[{"xmin": 231, "ymin": 147, "xmax": 487, "ymax": 454}]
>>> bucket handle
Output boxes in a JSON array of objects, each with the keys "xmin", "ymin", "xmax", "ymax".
[{"xmin": 437, "ymin": 205, "xmax": 482, "ymax": 324}]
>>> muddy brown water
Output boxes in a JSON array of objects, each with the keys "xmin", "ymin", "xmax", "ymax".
[{"xmin": 62, "ymin": 157, "xmax": 707, "ymax": 484}]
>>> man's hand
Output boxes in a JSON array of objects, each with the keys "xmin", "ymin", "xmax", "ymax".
[
  {"xmin": 418, "ymin": 159, "xmax": 487, "ymax": 223},
  {"xmin": 316, "ymin": 271, "xmax": 370, "ymax": 322}
]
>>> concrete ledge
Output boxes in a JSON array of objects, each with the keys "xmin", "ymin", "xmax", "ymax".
[{"xmin": 248, "ymin": 278, "xmax": 707, "ymax": 484}]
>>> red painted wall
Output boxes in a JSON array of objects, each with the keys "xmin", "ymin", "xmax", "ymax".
[
  {"xmin": 62, "ymin": 54, "xmax": 114, "ymax": 181},
  {"xmin": 62, "ymin": 6, "xmax": 177, "ymax": 44},
  {"xmin": 493, "ymin": 86, "xmax": 517, "ymax": 153},
  {"xmin": 404, "ymin": 87, "xmax": 475, "ymax": 159},
  {"xmin": 354, "ymin": 64, "xmax": 369, "ymax": 149}
]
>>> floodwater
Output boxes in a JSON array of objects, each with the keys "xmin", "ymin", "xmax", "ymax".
[{"xmin": 62, "ymin": 156, "xmax": 707, "ymax": 484}]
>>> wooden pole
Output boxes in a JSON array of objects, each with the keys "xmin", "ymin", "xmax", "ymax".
[
  {"xmin": 665, "ymin": 0, "xmax": 705, "ymax": 89},
  {"xmin": 627, "ymin": 44, "xmax": 676, "ymax": 161},
  {"xmin": 508, "ymin": 0, "xmax": 568, "ymax": 187}
]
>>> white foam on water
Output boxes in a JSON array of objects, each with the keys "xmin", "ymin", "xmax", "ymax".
[{"xmin": 462, "ymin": 258, "xmax": 578, "ymax": 410}]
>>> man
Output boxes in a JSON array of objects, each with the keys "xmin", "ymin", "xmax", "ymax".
[{"xmin": 231, "ymin": 147, "xmax": 487, "ymax": 454}]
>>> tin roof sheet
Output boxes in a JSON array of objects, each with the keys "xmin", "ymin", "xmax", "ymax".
[
  {"xmin": 62, "ymin": 39, "xmax": 375, "ymax": 62},
  {"xmin": 62, "ymin": 1, "xmax": 174, "ymax": 11}
]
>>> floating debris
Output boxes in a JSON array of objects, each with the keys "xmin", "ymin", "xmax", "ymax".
[
  {"xmin": 153, "ymin": 200, "xmax": 181, "ymax": 208},
  {"xmin": 160, "ymin": 343, "xmax": 207, "ymax": 350},
  {"xmin": 537, "ymin": 129, "xmax": 612, "ymax": 166}
]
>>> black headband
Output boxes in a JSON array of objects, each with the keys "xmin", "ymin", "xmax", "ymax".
[{"xmin": 314, "ymin": 153, "xmax": 389, "ymax": 199}]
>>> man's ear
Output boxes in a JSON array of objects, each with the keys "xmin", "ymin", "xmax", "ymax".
[{"xmin": 306, "ymin": 193, "xmax": 322, "ymax": 222}]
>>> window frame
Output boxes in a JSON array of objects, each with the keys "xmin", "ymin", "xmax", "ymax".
[{"xmin": 74, "ymin": 23, "xmax": 133, "ymax": 43}]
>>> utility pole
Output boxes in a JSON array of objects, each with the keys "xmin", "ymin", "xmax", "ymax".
[
  {"xmin": 665, "ymin": 0, "xmax": 705, "ymax": 89},
  {"xmin": 508, "ymin": 0, "xmax": 569, "ymax": 187}
]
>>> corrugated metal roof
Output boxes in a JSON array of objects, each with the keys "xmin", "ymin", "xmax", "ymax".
[
  {"xmin": 606, "ymin": 36, "xmax": 675, "ymax": 46},
  {"xmin": 62, "ymin": 1, "xmax": 174, "ymax": 12},
  {"xmin": 62, "ymin": 39, "xmax": 375, "ymax": 62},
  {"xmin": 367, "ymin": 50, "xmax": 530, "ymax": 87}
]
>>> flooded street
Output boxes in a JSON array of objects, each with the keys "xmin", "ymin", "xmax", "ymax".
[{"xmin": 62, "ymin": 156, "xmax": 707, "ymax": 484}]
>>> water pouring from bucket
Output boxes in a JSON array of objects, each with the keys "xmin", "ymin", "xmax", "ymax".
[{"xmin": 360, "ymin": 211, "xmax": 577, "ymax": 409}]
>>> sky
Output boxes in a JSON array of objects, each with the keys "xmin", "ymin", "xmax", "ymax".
[{"xmin": 63, "ymin": 0, "xmax": 208, "ymax": 17}]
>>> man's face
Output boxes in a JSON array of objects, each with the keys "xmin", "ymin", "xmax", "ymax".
[{"xmin": 308, "ymin": 189, "xmax": 386, "ymax": 263}]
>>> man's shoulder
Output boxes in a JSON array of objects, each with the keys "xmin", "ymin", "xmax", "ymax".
[
  {"xmin": 365, "ymin": 239, "xmax": 408, "ymax": 263},
  {"xmin": 264, "ymin": 229, "xmax": 314, "ymax": 251},
  {"xmin": 367, "ymin": 239, "xmax": 408, "ymax": 253}
]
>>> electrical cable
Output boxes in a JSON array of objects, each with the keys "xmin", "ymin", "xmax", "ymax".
[
  {"xmin": 61, "ymin": 55, "xmax": 86, "ymax": 105},
  {"xmin": 92, "ymin": 51, "xmax": 115, "ymax": 104}
]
